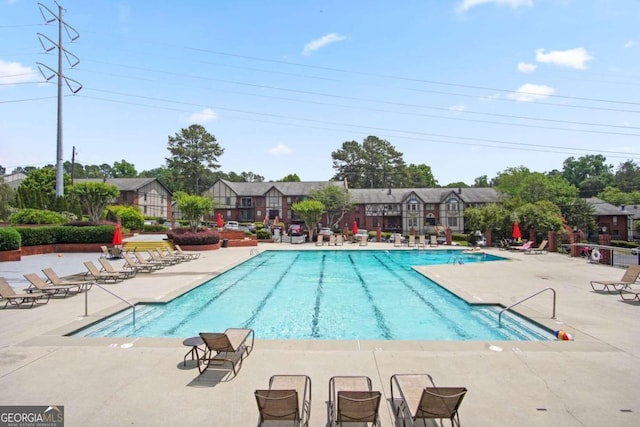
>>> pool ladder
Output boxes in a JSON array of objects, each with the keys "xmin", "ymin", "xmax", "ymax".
[
  {"xmin": 498, "ymin": 287, "xmax": 556, "ymax": 326},
  {"xmin": 447, "ymin": 255, "xmax": 464, "ymax": 264},
  {"xmin": 250, "ymin": 248, "xmax": 260, "ymax": 256}
]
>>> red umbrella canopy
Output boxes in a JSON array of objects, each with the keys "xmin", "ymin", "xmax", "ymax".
[
  {"xmin": 112, "ymin": 223, "xmax": 123, "ymax": 246},
  {"xmin": 216, "ymin": 213, "xmax": 224, "ymax": 228},
  {"xmin": 512, "ymin": 221, "xmax": 522, "ymax": 240},
  {"xmin": 352, "ymin": 221, "xmax": 358, "ymax": 235}
]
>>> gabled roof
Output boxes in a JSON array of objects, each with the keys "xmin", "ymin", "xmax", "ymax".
[
  {"xmin": 585, "ymin": 197, "xmax": 631, "ymax": 216},
  {"xmin": 218, "ymin": 179, "xmax": 344, "ymax": 196},
  {"xmin": 75, "ymin": 178, "xmax": 172, "ymax": 194},
  {"xmin": 333, "ymin": 187, "xmax": 501, "ymax": 204}
]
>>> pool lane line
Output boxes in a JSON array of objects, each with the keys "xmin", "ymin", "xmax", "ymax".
[
  {"xmin": 310, "ymin": 253, "xmax": 326, "ymax": 338},
  {"xmin": 373, "ymin": 253, "xmax": 471, "ymax": 339},
  {"xmin": 162, "ymin": 253, "xmax": 279, "ymax": 335},
  {"xmin": 242, "ymin": 253, "xmax": 302, "ymax": 329},
  {"xmin": 348, "ymin": 254, "xmax": 393, "ymax": 339}
]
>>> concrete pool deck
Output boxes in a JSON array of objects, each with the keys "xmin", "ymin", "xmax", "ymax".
[{"xmin": 0, "ymin": 242, "xmax": 638, "ymax": 426}]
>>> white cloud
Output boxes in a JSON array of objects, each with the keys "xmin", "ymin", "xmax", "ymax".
[
  {"xmin": 188, "ymin": 108, "xmax": 217, "ymax": 123},
  {"xmin": 456, "ymin": 0, "xmax": 533, "ymax": 13},
  {"xmin": 624, "ymin": 40, "xmax": 636, "ymax": 48},
  {"xmin": 268, "ymin": 143, "xmax": 292, "ymax": 156},
  {"xmin": 507, "ymin": 83, "xmax": 555, "ymax": 102},
  {"xmin": 535, "ymin": 47, "xmax": 593, "ymax": 70},
  {"xmin": 517, "ymin": 62, "xmax": 537, "ymax": 73},
  {"xmin": 449, "ymin": 105, "xmax": 465, "ymax": 112},
  {"xmin": 302, "ymin": 33, "xmax": 347, "ymax": 56},
  {"xmin": 0, "ymin": 60, "xmax": 35, "ymax": 86}
]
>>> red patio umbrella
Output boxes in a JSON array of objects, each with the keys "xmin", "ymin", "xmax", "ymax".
[
  {"xmin": 352, "ymin": 221, "xmax": 358, "ymax": 235},
  {"xmin": 216, "ymin": 213, "xmax": 224, "ymax": 228},
  {"xmin": 112, "ymin": 223, "xmax": 123, "ymax": 246},
  {"xmin": 512, "ymin": 221, "xmax": 522, "ymax": 243}
]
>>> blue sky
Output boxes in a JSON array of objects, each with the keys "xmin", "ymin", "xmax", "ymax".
[{"xmin": 1, "ymin": 0, "xmax": 639, "ymax": 186}]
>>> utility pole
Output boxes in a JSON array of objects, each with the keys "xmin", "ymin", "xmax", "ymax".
[
  {"xmin": 71, "ymin": 145, "xmax": 76, "ymax": 184},
  {"xmin": 36, "ymin": 2, "xmax": 82, "ymax": 197}
]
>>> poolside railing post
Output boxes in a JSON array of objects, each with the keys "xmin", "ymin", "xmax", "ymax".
[{"xmin": 84, "ymin": 289, "xmax": 88, "ymax": 317}]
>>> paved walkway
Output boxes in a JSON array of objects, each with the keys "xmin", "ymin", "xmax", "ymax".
[{"xmin": 0, "ymin": 241, "xmax": 638, "ymax": 426}]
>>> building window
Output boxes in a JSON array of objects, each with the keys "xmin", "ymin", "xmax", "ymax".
[
  {"xmin": 240, "ymin": 197, "xmax": 252, "ymax": 207},
  {"xmin": 287, "ymin": 197, "xmax": 292, "ymax": 204},
  {"xmin": 226, "ymin": 210, "xmax": 231, "ymax": 218},
  {"xmin": 408, "ymin": 218, "xmax": 418, "ymax": 227},
  {"xmin": 612, "ymin": 216, "xmax": 618, "ymax": 225},
  {"xmin": 424, "ymin": 203, "xmax": 434, "ymax": 210},
  {"xmin": 225, "ymin": 197, "xmax": 231, "ymax": 206},
  {"xmin": 447, "ymin": 217, "xmax": 458, "ymax": 227}
]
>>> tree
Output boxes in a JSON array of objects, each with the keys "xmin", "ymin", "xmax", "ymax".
[
  {"xmin": 561, "ymin": 155, "xmax": 613, "ymax": 197},
  {"xmin": 165, "ymin": 124, "xmax": 224, "ymax": 194},
  {"xmin": 406, "ymin": 163, "xmax": 438, "ymax": 187},
  {"xmin": 174, "ymin": 191, "xmax": 213, "ymax": 232},
  {"xmin": 291, "ymin": 199, "xmax": 325, "ymax": 242},
  {"xmin": 563, "ymin": 198, "xmax": 596, "ymax": 235},
  {"xmin": 473, "ymin": 175, "xmax": 489, "ymax": 187},
  {"xmin": 68, "ymin": 181, "xmax": 120, "ymax": 223},
  {"xmin": 111, "ymin": 160, "xmax": 138, "ymax": 178},
  {"xmin": 15, "ymin": 167, "xmax": 71, "ymax": 211},
  {"xmin": 494, "ymin": 166, "xmax": 577, "ymax": 208},
  {"xmin": 515, "ymin": 201, "xmax": 563, "ymax": 234},
  {"xmin": 614, "ymin": 160, "xmax": 640, "ymax": 192},
  {"xmin": 331, "ymin": 136, "xmax": 407, "ymax": 188},
  {"xmin": 139, "ymin": 166, "xmax": 177, "ymax": 192},
  {"xmin": 0, "ymin": 165, "xmax": 5, "ymax": 175},
  {"xmin": 444, "ymin": 181, "xmax": 469, "ymax": 188},
  {"xmin": 278, "ymin": 173, "xmax": 301, "ymax": 182},
  {"xmin": 240, "ymin": 171, "xmax": 264, "ymax": 182},
  {"xmin": 309, "ymin": 185, "xmax": 352, "ymax": 229},
  {"xmin": 0, "ymin": 178, "xmax": 14, "ymax": 220},
  {"xmin": 464, "ymin": 203, "xmax": 511, "ymax": 239}
]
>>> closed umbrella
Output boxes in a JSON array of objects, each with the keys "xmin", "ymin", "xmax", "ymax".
[
  {"xmin": 111, "ymin": 222, "xmax": 123, "ymax": 257},
  {"xmin": 216, "ymin": 213, "xmax": 224, "ymax": 228},
  {"xmin": 512, "ymin": 221, "xmax": 522, "ymax": 243},
  {"xmin": 352, "ymin": 221, "xmax": 358, "ymax": 235}
]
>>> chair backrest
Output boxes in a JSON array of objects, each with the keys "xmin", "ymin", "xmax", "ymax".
[
  {"xmin": 134, "ymin": 252, "xmax": 150, "ymax": 264},
  {"xmin": 430, "ymin": 235, "xmax": 438, "ymax": 244},
  {"xmin": 537, "ymin": 240, "xmax": 548, "ymax": 249},
  {"xmin": 99, "ymin": 258, "xmax": 116, "ymax": 273},
  {"xmin": 199, "ymin": 332, "xmax": 234, "ymax": 352},
  {"xmin": 336, "ymin": 234, "xmax": 344, "ymax": 244},
  {"xmin": 621, "ymin": 265, "xmax": 640, "ymax": 282},
  {"xmin": 42, "ymin": 268, "xmax": 63, "ymax": 284},
  {"xmin": 337, "ymin": 391, "xmax": 381, "ymax": 424},
  {"xmin": 23, "ymin": 273, "xmax": 47, "ymax": 290},
  {"xmin": 83, "ymin": 261, "xmax": 101, "ymax": 276},
  {"xmin": 409, "ymin": 235, "xmax": 415, "ymax": 244},
  {"xmin": 416, "ymin": 387, "xmax": 467, "ymax": 420},
  {"xmin": 0, "ymin": 277, "xmax": 18, "ymax": 297},
  {"xmin": 255, "ymin": 389, "xmax": 300, "ymax": 422},
  {"xmin": 419, "ymin": 235, "xmax": 426, "ymax": 244},
  {"xmin": 123, "ymin": 253, "xmax": 137, "ymax": 268}
]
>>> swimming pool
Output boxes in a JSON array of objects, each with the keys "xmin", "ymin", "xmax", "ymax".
[{"xmin": 71, "ymin": 250, "xmax": 554, "ymax": 341}]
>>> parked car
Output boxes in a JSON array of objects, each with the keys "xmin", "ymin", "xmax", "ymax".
[
  {"xmin": 355, "ymin": 229, "xmax": 368, "ymax": 242},
  {"xmin": 224, "ymin": 221, "xmax": 239, "ymax": 230},
  {"xmin": 319, "ymin": 227, "xmax": 333, "ymax": 241},
  {"xmin": 632, "ymin": 246, "xmax": 640, "ymax": 255},
  {"xmin": 288, "ymin": 224, "xmax": 303, "ymax": 236}
]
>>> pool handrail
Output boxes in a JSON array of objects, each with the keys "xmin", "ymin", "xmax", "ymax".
[
  {"xmin": 498, "ymin": 287, "xmax": 556, "ymax": 326},
  {"xmin": 85, "ymin": 283, "xmax": 136, "ymax": 327}
]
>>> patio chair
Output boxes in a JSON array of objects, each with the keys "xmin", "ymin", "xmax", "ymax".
[
  {"xmin": 83, "ymin": 261, "xmax": 125, "ymax": 284},
  {"xmin": 417, "ymin": 235, "xmax": 426, "ymax": 248},
  {"xmin": 429, "ymin": 235, "xmax": 438, "ymax": 247},
  {"xmin": 100, "ymin": 245, "xmax": 110, "ymax": 258},
  {"xmin": 359, "ymin": 236, "xmax": 368, "ymax": 246},
  {"xmin": 316, "ymin": 235, "xmax": 324, "ymax": 246},
  {"xmin": 329, "ymin": 234, "xmax": 337, "ymax": 246},
  {"xmin": 525, "ymin": 240, "xmax": 548, "ymax": 254},
  {"xmin": 0, "ymin": 277, "xmax": 51, "ymax": 309},
  {"xmin": 255, "ymin": 374, "xmax": 312, "ymax": 426},
  {"xmin": 23, "ymin": 273, "xmax": 81, "ymax": 297},
  {"xmin": 390, "ymin": 373, "xmax": 467, "ymax": 427},
  {"xmin": 619, "ymin": 286, "xmax": 640, "ymax": 303},
  {"xmin": 329, "ymin": 376, "xmax": 381, "ymax": 426},
  {"xmin": 98, "ymin": 258, "xmax": 136, "ymax": 279},
  {"xmin": 198, "ymin": 328, "xmax": 255, "ymax": 376},
  {"xmin": 511, "ymin": 241, "xmax": 533, "ymax": 251},
  {"xmin": 590, "ymin": 265, "xmax": 640, "ymax": 294},
  {"xmin": 133, "ymin": 252, "xmax": 166, "ymax": 270},
  {"xmin": 408, "ymin": 235, "xmax": 416, "ymax": 247},
  {"xmin": 336, "ymin": 234, "xmax": 344, "ymax": 246},
  {"xmin": 42, "ymin": 267, "xmax": 94, "ymax": 292},
  {"xmin": 175, "ymin": 244, "xmax": 200, "ymax": 260},
  {"xmin": 122, "ymin": 253, "xmax": 158, "ymax": 273},
  {"xmin": 147, "ymin": 250, "xmax": 179, "ymax": 266},
  {"xmin": 159, "ymin": 248, "xmax": 190, "ymax": 262}
]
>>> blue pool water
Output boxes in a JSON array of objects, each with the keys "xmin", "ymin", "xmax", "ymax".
[{"xmin": 72, "ymin": 250, "xmax": 554, "ymax": 341}]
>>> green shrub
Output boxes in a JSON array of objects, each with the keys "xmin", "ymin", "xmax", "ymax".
[
  {"xmin": 143, "ymin": 224, "xmax": 168, "ymax": 232},
  {"xmin": 15, "ymin": 225, "xmax": 114, "ymax": 246},
  {"xmin": 257, "ymin": 229, "xmax": 272, "ymax": 240},
  {"xmin": 0, "ymin": 228, "xmax": 21, "ymax": 250},
  {"xmin": 167, "ymin": 228, "xmax": 220, "ymax": 245},
  {"xmin": 610, "ymin": 240, "xmax": 638, "ymax": 249},
  {"xmin": 106, "ymin": 205, "xmax": 144, "ymax": 230},
  {"xmin": 9, "ymin": 208, "xmax": 67, "ymax": 225}
]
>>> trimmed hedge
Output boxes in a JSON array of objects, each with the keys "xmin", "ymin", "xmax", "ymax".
[
  {"xmin": 15, "ymin": 225, "xmax": 115, "ymax": 246},
  {"xmin": 9, "ymin": 208, "xmax": 67, "ymax": 225},
  {"xmin": 0, "ymin": 228, "xmax": 21, "ymax": 251},
  {"xmin": 167, "ymin": 228, "xmax": 220, "ymax": 245}
]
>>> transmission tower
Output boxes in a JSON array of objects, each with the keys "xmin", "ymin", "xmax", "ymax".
[{"xmin": 36, "ymin": 2, "xmax": 82, "ymax": 197}]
